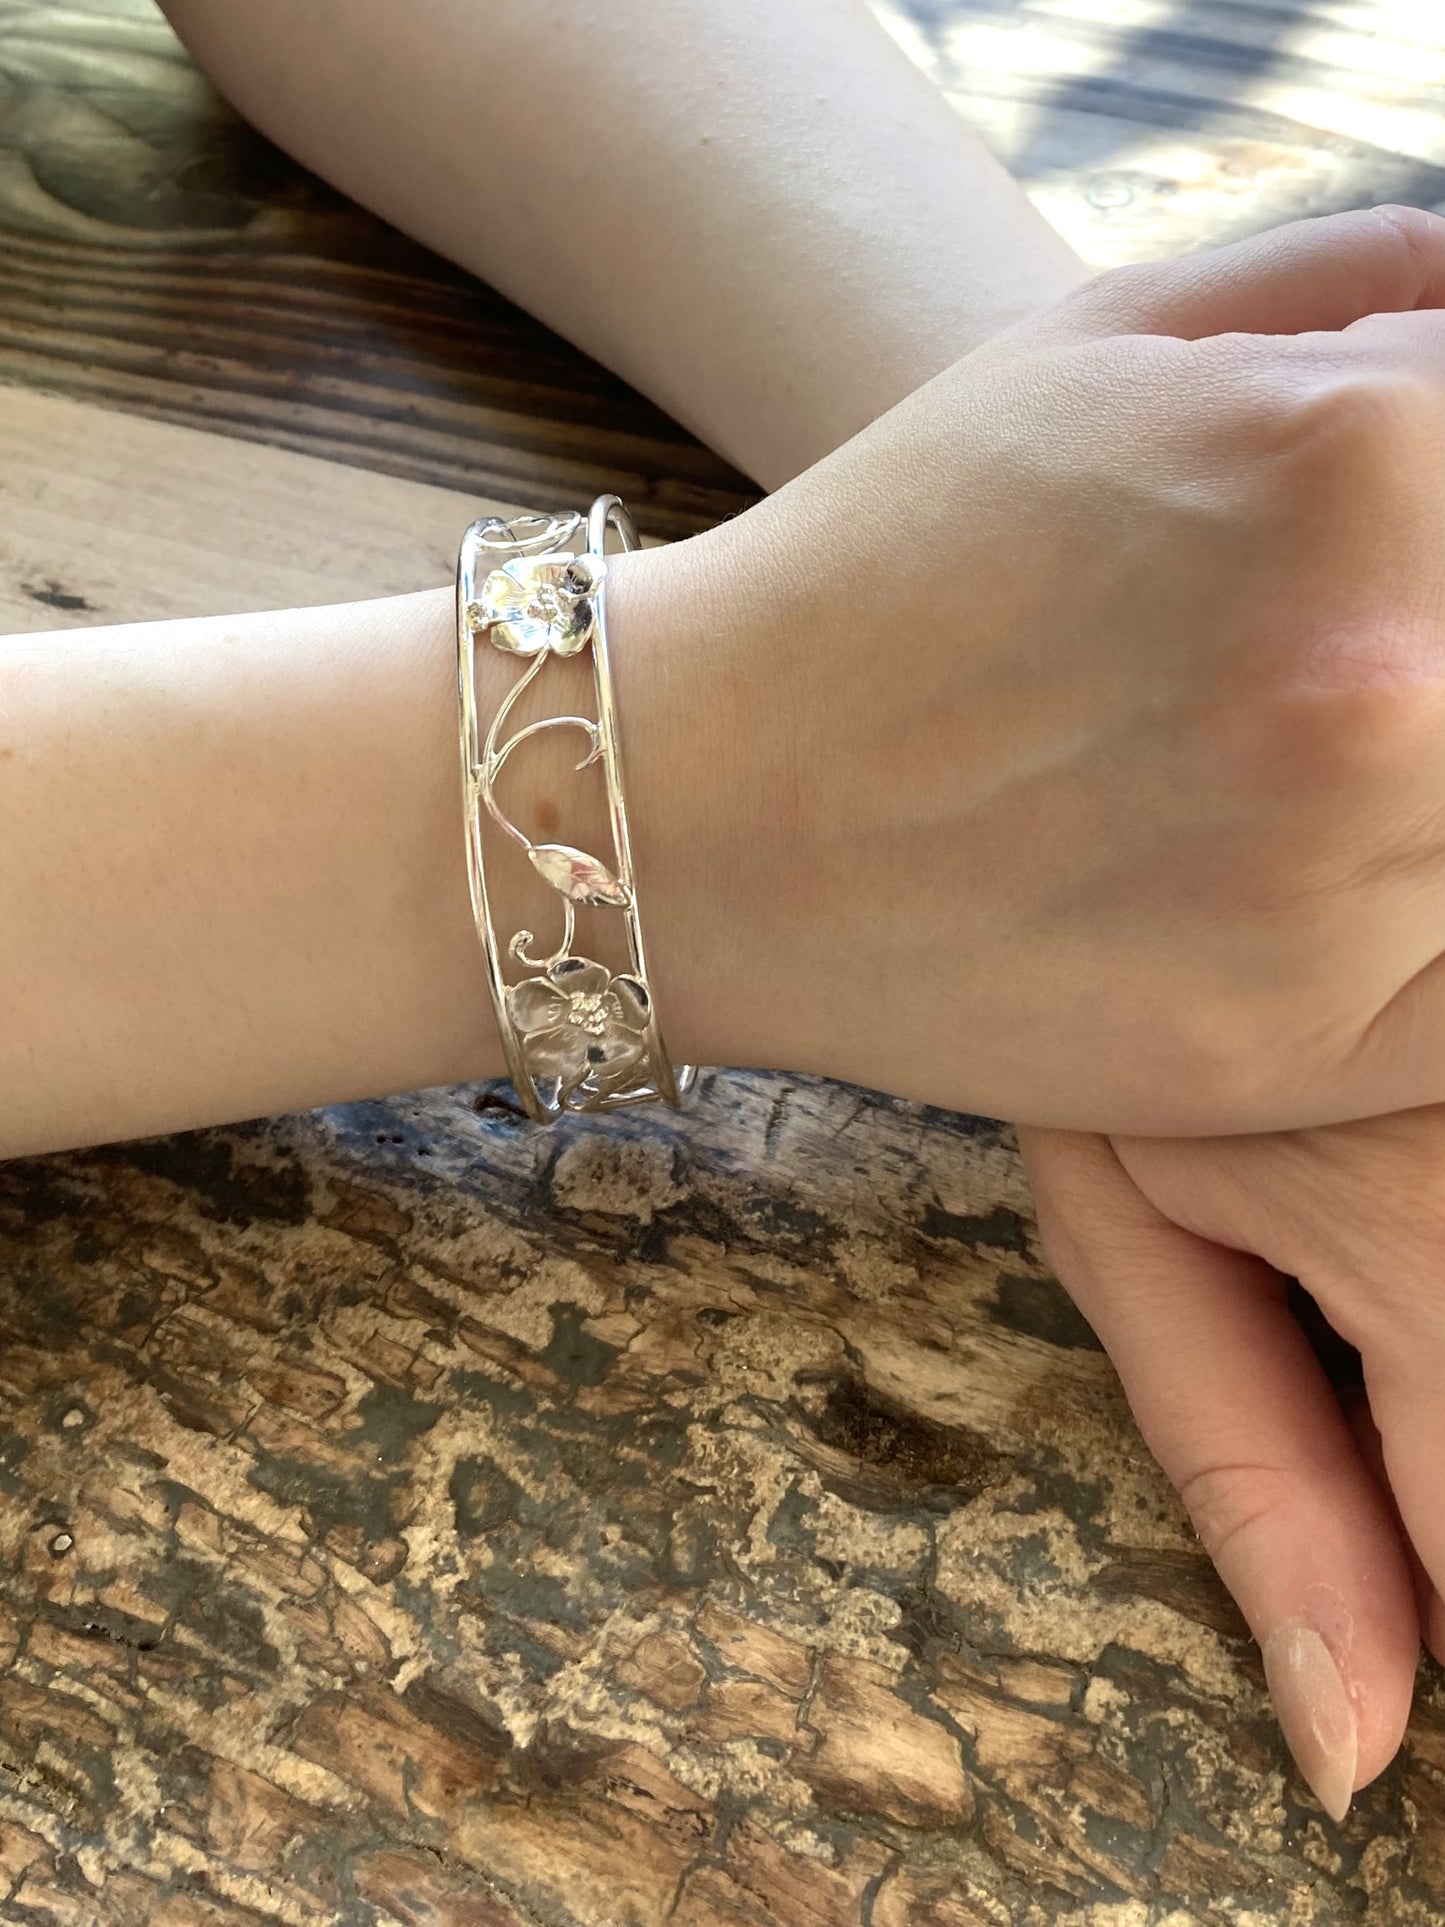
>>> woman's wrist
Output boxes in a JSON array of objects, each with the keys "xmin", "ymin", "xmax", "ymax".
[
  {"xmin": 600, "ymin": 512, "xmax": 883, "ymax": 1093},
  {"xmin": 0, "ymin": 536, "xmax": 778, "ymax": 1162},
  {"xmin": 591, "ymin": 539, "xmax": 759, "ymax": 1080},
  {"xmin": 447, "ymin": 530, "xmax": 763, "ymax": 1101}
]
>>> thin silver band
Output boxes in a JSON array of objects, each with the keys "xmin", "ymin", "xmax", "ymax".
[{"xmin": 457, "ymin": 495, "xmax": 695, "ymax": 1121}]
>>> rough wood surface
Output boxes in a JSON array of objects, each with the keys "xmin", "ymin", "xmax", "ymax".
[
  {"xmin": 3, "ymin": 2, "xmax": 1445, "ymax": 1923},
  {"xmin": 12, "ymin": 1076, "xmax": 1445, "ymax": 1927}
]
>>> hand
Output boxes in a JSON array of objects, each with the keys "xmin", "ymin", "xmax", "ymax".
[
  {"xmin": 1021, "ymin": 1115, "xmax": 1445, "ymax": 1822},
  {"xmin": 622, "ymin": 206, "xmax": 1445, "ymax": 1134}
]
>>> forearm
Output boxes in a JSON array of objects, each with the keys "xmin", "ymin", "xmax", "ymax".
[
  {"xmin": 0, "ymin": 592, "xmax": 475, "ymax": 1155},
  {"xmin": 158, "ymin": 0, "xmax": 1087, "ymax": 487}
]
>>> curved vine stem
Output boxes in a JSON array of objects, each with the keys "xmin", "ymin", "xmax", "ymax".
[
  {"xmin": 491, "ymin": 715, "xmax": 602, "ymax": 795},
  {"xmin": 509, "ymin": 899, "xmax": 575, "ymax": 972},
  {"xmin": 479, "ymin": 651, "xmax": 551, "ymax": 850},
  {"xmin": 479, "ymin": 652, "xmax": 608, "ymax": 971}
]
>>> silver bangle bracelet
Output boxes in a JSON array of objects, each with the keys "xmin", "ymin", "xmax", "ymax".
[{"xmin": 456, "ymin": 494, "xmax": 695, "ymax": 1122}]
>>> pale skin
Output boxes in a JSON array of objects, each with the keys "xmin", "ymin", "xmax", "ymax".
[{"xmin": 3, "ymin": 0, "xmax": 1439, "ymax": 1820}]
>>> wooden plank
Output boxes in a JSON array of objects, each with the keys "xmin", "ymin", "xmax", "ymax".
[
  {"xmin": 0, "ymin": 381, "xmax": 503, "ymax": 631},
  {"xmin": 0, "ymin": 0, "xmax": 754, "ymax": 542}
]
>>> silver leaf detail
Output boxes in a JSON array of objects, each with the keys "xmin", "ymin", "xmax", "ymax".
[{"xmin": 527, "ymin": 843, "xmax": 630, "ymax": 907}]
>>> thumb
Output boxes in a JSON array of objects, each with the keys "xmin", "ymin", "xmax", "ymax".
[
  {"xmin": 1051, "ymin": 204, "xmax": 1445, "ymax": 341},
  {"xmin": 1021, "ymin": 1127, "xmax": 1420, "ymax": 1824}
]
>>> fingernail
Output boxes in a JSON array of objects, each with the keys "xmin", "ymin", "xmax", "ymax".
[{"xmin": 1261, "ymin": 1619, "xmax": 1358, "ymax": 1822}]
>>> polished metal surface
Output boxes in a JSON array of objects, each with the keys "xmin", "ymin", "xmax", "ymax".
[{"xmin": 457, "ymin": 497, "xmax": 695, "ymax": 1120}]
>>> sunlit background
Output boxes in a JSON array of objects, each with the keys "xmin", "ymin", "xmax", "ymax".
[{"xmin": 877, "ymin": 0, "xmax": 1445, "ymax": 263}]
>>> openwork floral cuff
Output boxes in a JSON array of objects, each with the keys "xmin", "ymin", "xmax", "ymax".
[{"xmin": 456, "ymin": 496, "xmax": 695, "ymax": 1121}]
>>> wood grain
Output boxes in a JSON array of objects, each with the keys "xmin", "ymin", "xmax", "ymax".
[
  {"xmin": 0, "ymin": 385, "xmax": 519, "ymax": 633},
  {"xmin": 4, "ymin": 3, "xmax": 1445, "ymax": 1924},
  {"xmin": 0, "ymin": 0, "xmax": 754, "ymax": 543}
]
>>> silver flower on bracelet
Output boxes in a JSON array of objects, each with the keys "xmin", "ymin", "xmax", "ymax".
[
  {"xmin": 467, "ymin": 553, "xmax": 607, "ymax": 657},
  {"xmin": 506, "ymin": 956, "xmax": 651, "ymax": 1097}
]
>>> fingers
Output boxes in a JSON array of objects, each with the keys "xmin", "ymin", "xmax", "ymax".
[
  {"xmin": 1120, "ymin": 1115, "xmax": 1445, "ymax": 1673},
  {"xmin": 1354, "ymin": 1347, "xmax": 1445, "ymax": 1674},
  {"xmin": 1020, "ymin": 1127, "xmax": 1421, "ymax": 1821},
  {"xmin": 1342, "ymin": 1389, "xmax": 1445, "ymax": 1668},
  {"xmin": 1049, "ymin": 203, "xmax": 1445, "ymax": 342}
]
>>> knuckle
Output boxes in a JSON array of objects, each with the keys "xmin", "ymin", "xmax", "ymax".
[
  {"xmin": 1175, "ymin": 1460, "xmax": 1296, "ymax": 1568},
  {"xmin": 1088, "ymin": 259, "xmax": 1163, "ymax": 302},
  {"xmin": 1253, "ymin": 658, "xmax": 1427, "ymax": 786},
  {"xmin": 1263, "ymin": 360, "xmax": 1433, "ymax": 470},
  {"xmin": 1359, "ymin": 200, "xmax": 1445, "ymax": 271},
  {"xmin": 1193, "ymin": 669, "xmax": 1400, "ymax": 856},
  {"xmin": 1056, "ymin": 259, "xmax": 1166, "ymax": 326},
  {"xmin": 1169, "ymin": 995, "xmax": 1310, "ymax": 1126},
  {"xmin": 1265, "ymin": 619, "xmax": 1443, "ymax": 795},
  {"xmin": 1236, "ymin": 372, "xmax": 1445, "ymax": 762},
  {"xmin": 1303, "ymin": 202, "xmax": 1445, "ymax": 279}
]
